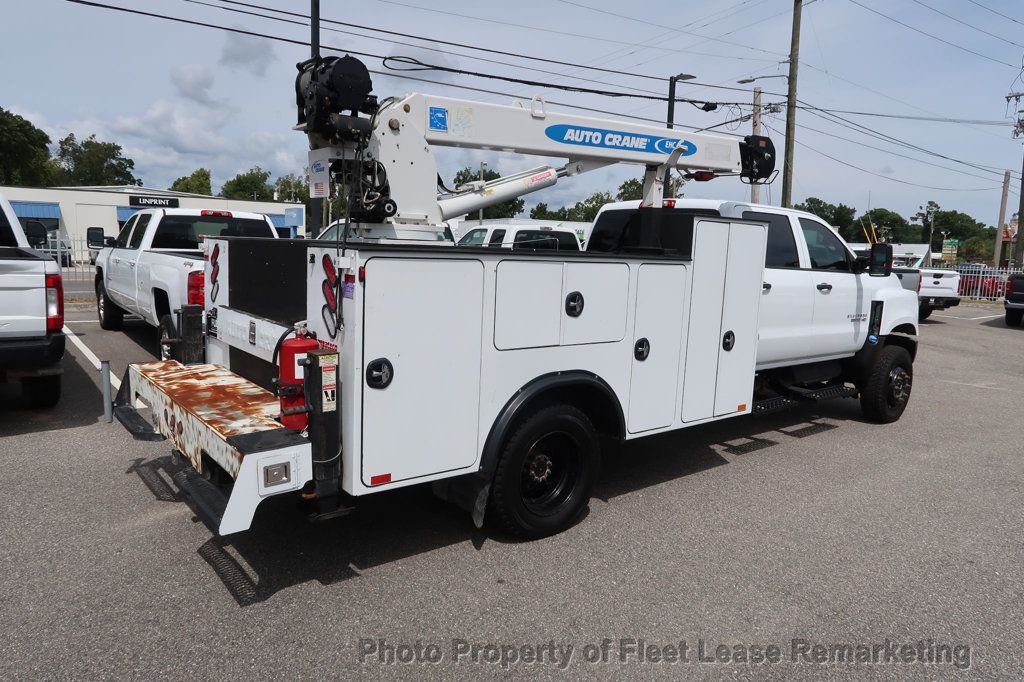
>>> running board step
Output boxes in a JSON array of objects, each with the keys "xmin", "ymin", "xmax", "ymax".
[
  {"xmin": 173, "ymin": 468, "xmax": 229, "ymax": 528},
  {"xmin": 752, "ymin": 396, "xmax": 799, "ymax": 415},
  {"xmin": 787, "ymin": 384, "xmax": 859, "ymax": 401},
  {"xmin": 113, "ymin": 405, "xmax": 165, "ymax": 442}
]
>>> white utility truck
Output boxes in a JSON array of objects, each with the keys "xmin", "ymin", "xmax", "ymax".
[
  {"xmin": 0, "ymin": 193, "xmax": 64, "ymax": 407},
  {"xmin": 91, "ymin": 208, "xmax": 278, "ymax": 357},
  {"xmin": 457, "ymin": 223, "xmax": 582, "ymax": 250},
  {"xmin": 111, "ymin": 56, "xmax": 915, "ymax": 539}
]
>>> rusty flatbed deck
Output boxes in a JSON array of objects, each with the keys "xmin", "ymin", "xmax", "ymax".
[{"xmin": 125, "ymin": 361, "xmax": 289, "ymax": 478}]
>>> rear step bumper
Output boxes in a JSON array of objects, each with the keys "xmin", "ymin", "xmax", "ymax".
[{"xmin": 113, "ymin": 360, "xmax": 313, "ymax": 534}]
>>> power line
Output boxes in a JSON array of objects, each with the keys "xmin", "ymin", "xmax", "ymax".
[
  {"xmin": 763, "ymin": 122, "xmax": 1001, "ymax": 192},
  {"xmin": 846, "ymin": 0, "xmax": 1019, "ymax": 69},
  {"xmin": 796, "ymin": 106, "xmax": 1007, "ymax": 126},
  {"xmin": 964, "ymin": 0, "xmax": 1024, "ymax": 28},
  {"xmin": 907, "ymin": 0, "xmax": 1024, "ymax": 49},
  {"xmin": 60, "ymin": 0, "xmax": 751, "ymax": 135},
  {"xmin": 212, "ymin": 0, "xmax": 789, "ymax": 95}
]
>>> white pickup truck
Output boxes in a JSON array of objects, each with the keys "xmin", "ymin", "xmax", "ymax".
[
  {"xmin": 0, "ymin": 194, "xmax": 64, "ymax": 407},
  {"xmin": 894, "ymin": 256, "xmax": 960, "ymax": 320},
  {"xmin": 92, "ymin": 209, "xmax": 277, "ymax": 355}
]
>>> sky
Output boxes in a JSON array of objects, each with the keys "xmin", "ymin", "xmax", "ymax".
[{"xmin": 3, "ymin": 0, "xmax": 1023, "ymax": 225}]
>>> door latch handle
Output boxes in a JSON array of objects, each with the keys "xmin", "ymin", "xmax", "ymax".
[
  {"xmin": 762, "ymin": 281, "xmax": 772, "ymax": 291},
  {"xmin": 816, "ymin": 283, "xmax": 833, "ymax": 291},
  {"xmin": 722, "ymin": 330, "xmax": 735, "ymax": 351},
  {"xmin": 634, "ymin": 337, "xmax": 650, "ymax": 361},
  {"xmin": 365, "ymin": 358, "xmax": 394, "ymax": 389},
  {"xmin": 565, "ymin": 291, "xmax": 585, "ymax": 317}
]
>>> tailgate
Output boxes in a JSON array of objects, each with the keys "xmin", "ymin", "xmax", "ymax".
[
  {"xmin": 920, "ymin": 270, "xmax": 959, "ymax": 298},
  {"xmin": 0, "ymin": 248, "xmax": 48, "ymax": 338}
]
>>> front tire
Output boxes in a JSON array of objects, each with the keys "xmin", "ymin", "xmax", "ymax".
[
  {"xmin": 860, "ymin": 345, "xmax": 913, "ymax": 424},
  {"xmin": 918, "ymin": 305, "xmax": 932, "ymax": 321},
  {"xmin": 96, "ymin": 280, "xmax": 123, "ymax": 330},
  {"xmin": 1006, "ymin": 309, "xmax": 1023, "ymax": 327},
  {"xmin": 22, "ymin": 374, "xmax": 61, "ymax": 408},
  {"xmin": 490, "ymin": 404, "xmax": 600, "ymax": 539}
]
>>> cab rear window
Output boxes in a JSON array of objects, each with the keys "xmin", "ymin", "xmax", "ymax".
[
  {"xmin": 512, "ymin": 230, "xmax": 579, "ymax": 251},
  {"xmin": 150, "ymin": 216, "xmax": 272, "ymax": 249}
]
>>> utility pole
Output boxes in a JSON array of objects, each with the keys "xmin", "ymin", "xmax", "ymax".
[
  {"xmin": 751, "ymin": 87, "xmax": 762, "ymax": 204},
  {"xmin": 1007, "ymin": 92, "xmax": 1024, "ymax": 266},
  {"xmin": 781, "ymin": 0, "xmax": 803, "ymax": 208},
  {"xmin": 309, "ymin": 0, "xmax": 323, "ymax": 238},
  {"xmin": 994, "ymin": 170, "xmax": 1011, "ymax": 267}
]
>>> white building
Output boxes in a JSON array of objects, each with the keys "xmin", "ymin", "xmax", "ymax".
[{"xmin": 0, "ymin": 185, "xmax": 306, "ymax": 243}]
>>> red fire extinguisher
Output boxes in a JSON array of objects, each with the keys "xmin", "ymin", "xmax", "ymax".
[{"xmin": 278, "ymin": 334, "xmax": 320, "ymax": 431}]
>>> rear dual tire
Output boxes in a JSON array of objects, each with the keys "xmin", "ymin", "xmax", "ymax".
[{"xmin": 489, "ymin": 404, "xmax": 600, "ymax": 539}]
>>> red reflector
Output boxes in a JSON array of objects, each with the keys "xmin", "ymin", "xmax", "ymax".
[
  {"xmin": 45, "ymin": 273, "xmax": 63, "ymax": 332},
  {"xmin": 370, "ymin": 473, "xmax": 391, "ymax": 486},
  {"xmin": 358, "ymin": 265, "xmax": 366, "ymax": 282},
  {"xmin": 201, "ymin": 210, "xmax": 232, "ymax": 218},
  {"xmin": 662, "ymin": 199, "xmax": 676, "ymax": 208}
]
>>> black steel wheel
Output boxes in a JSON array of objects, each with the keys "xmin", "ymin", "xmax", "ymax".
[
  {"xmin": 860, "ymin": 345, "xmax": 913, "ymax": 423},
  {"xmin": 490, "ymin": 403, "xmax": 600, "ymax": 539}
]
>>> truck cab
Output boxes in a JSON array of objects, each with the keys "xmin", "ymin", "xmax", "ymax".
[
  {"xmin": 592, "ymin": 199, "xmax": 919, "ymax": 394},
  {"xmin": 457, "ymin": 224, "xmax": 582, "ymax": 251}
]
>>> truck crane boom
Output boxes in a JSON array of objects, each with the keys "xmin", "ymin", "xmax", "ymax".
[{"xmin": 297, "ymin": 55, "xmax": 775, "ymax": 230}]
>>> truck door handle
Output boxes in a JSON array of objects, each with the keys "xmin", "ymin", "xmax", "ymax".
[
  {"xmin": 722, "ymin": 330, "xmax": 735, "ymax": 351},
  {"xmin": 565, "ymin": 291, "xmax": 584, "ymax": 317},
  {"xmin": 762, "ymin": 282, "xmax": 772, "ymax": 291},
  {"xmin": 128, "ymin": 261, "xmax": 135, "ymax": 268},
  {"xmin": 365, "ymin": 358, "xmax": 394, "ymax": 389},
  {"xmin": 634, "ymin": 338, "xmax": 650, "ymax": 361},
  {"xmin": 816, "ymin": 283, "xmax": 832, "ymax": 291}
]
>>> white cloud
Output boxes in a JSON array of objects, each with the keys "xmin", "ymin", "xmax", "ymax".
[
  {"xmin": 110, "ymin": 100, "xmax": 231, "ymax": 155},
  {"xmin": 170, "ymin": 64, "xmax": 216, "ymax": 106},
  {"xmin": 219, "ymin": 29, "xmax": 275, "ymax": 77}
]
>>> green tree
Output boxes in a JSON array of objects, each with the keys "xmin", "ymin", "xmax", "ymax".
[
  {"xmin": 857, "ymin": 208, "xmax": 911, "ymax": 242},
  {"xmin": 220, "ymin": 165, "xmax": 273, "ymax": 200},
  {"xmin": 169, "ymin": 167, "xmax": 212, "ymax": 195},
  {"xmin": 451, "ymin": 166, "xmax": 524, "ymax": 219},
  {"xmin": 961, "ymin": 235, "xmax": 993, "ymax": 262},
  {"xmin": 794, "ymin": 197, "xmax": 858, "ymax": 241},
  {"xmin": 532, "ymin": 191, "xmax": 614, "ymax": 222},
  {"xmin": 615, "ymin": 176, "xmax": 682, "ymax": 201},
  {"xmin": 54, "ymin": 133, "xmax": 140, "ymax": 186},
  {"xmin": 913, "ymin": 201, "xmax": 990, "ymax": 251},
  {"xmin": 0, "ymin": 108, "xmax": 54, "ymax": 186}
]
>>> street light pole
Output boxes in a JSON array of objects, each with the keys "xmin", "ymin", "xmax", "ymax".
[
  {"xmin": 781, "ymin": 0, "xmax": 803, "ymax": 208},
  {"xmin": 751, "ymin": 87, "xmax": 762, "ymax": 204},
  {"xmin": 664, "ymin": 73, "xmax": 695, "ymax": 198}
]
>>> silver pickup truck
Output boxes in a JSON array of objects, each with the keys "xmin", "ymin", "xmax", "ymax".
[{"xmin": 0, "ymin": 194, "xmax": 64, "ymax": 407}]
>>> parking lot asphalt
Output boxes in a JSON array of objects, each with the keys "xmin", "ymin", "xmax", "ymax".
[{"xmin": 1, "ymin": 303, "xmax": 1022, "ymax": 678}]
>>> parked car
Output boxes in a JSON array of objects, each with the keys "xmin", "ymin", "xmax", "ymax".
[
  {"xmin": 1004, "ymin": 272, "xmax": 1024, "ymax": 326},
  {"xmin": 91, "ymin": 208, "xmax": 278, "ymax": 358},
  {"xmin": 957, "ymin": 264, "xmax": 1006, "ymax": 299},
  {"xmin": 0, "ymin": 195, "xmax": 64, "ymax": 407},
  {"xmin": 458, "ymin": 223, "xmax": 581, "ymax": 250}
]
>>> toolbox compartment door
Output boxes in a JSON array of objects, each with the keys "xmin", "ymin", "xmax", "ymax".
[
  {"xmin": 361, "ymin": 258, "xmax": 485, "ymax": 484},
  {"xmin": 627, "ymin": 263, "xmax": 686, "ymax": 433}
]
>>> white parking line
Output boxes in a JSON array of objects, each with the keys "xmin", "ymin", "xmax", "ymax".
[{"xmin": 63, "ymin": 324, "xmax": 121, "ymax": 390}]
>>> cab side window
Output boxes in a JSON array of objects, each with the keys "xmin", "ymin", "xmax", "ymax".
[
  {"xmin": 114, "ymin": 216, "xmax": 137, "ymax": 248},
  {"xmin": 799, "ymin": 218, "xmax": 852, "ymax": 271},
  {"xmin": 458, "ymin": 228, "xmax": 487, "ymax": 245},
  {"xmin": 128, "ymin": 214, "xmax": 151, "ymax": 249},
  {"xmin": 488, "ymin": 229, "xmax": 506, "ymax": 246},
  {"xmin": 743, "ymin": 211, "xmax": 800, "ymax": 268}
]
